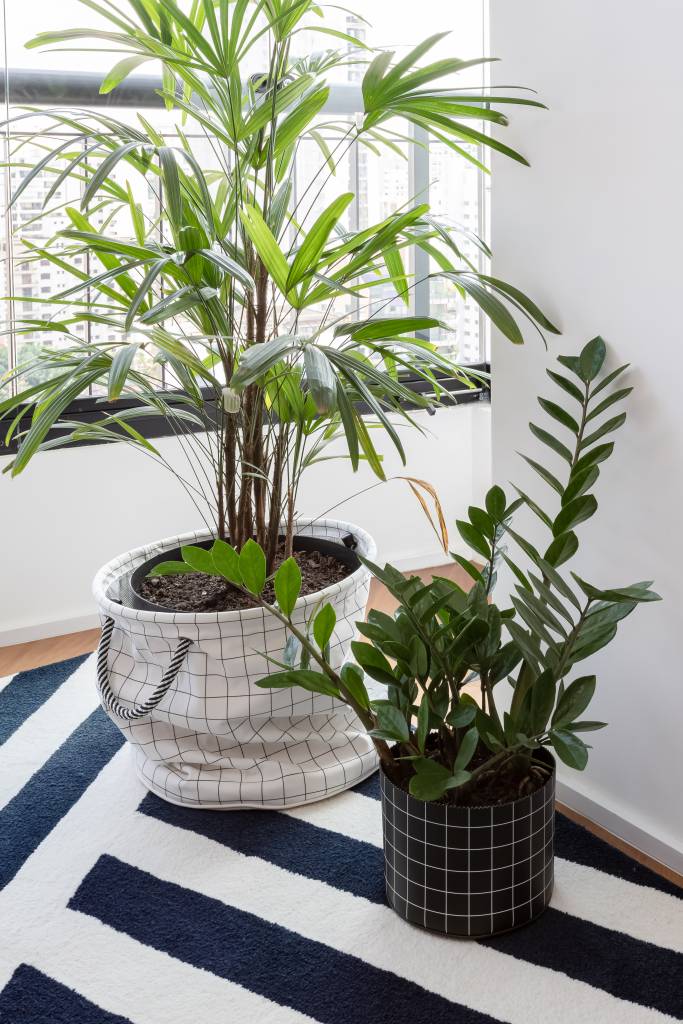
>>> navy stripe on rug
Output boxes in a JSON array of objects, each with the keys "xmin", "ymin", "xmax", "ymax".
[
  {"xmin": 138, "ymin": 791, "xmax": 386, "ymax": 904},
  {"xmin": 0, "ymin": 964, "xmax": 132, "ymax": 1023},
  {"xmin": 352, "ymin": 771, "xmax": 380, "ymax": 800},
  {"xmin": 0, "ymin": 707, "xmax": 124, "ymax": 890},
  {"xmin": 139, "ymin": 790, "xmax": 683, "ymax": 1019},
  {"xmin": 0, "ymin": 655, "xmax": 88, "ymax": 746},
  {"xmin": 483, "ymin": 908, "xmax": 683, "ymax": 1019},
  {"xmin": 70, "ymin": 855, "xmax": 500, "ymax": 1024}
]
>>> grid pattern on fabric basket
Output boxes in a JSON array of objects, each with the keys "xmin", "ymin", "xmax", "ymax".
[
  {"xmin": 91, "ymin": 518, "xmax": 380, "ymax": 810},
  {"xmin": 380, "ymin": 764, "xmax": 556, "ymax": 937}
]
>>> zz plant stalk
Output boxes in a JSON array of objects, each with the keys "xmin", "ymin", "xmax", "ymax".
[
  {"xmin": 1, "ymin": 0, "xmax": 558, "ymax": 570},
  {"xmin": 156, "ymin": 337, "xmax": 660, "ymax": 801}
]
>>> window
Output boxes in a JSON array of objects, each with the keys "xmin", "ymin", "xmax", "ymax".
[{"xmin": 1, "ymin": 0, "xmax": 489, "ymax": 406}]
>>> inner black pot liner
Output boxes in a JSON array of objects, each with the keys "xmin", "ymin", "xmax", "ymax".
[{"xmin": 120, "ymin": 533, "xmax": 361, "ymax": 613}]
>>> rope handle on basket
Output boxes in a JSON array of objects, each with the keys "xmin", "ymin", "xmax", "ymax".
[{"xmin": 97, "ymin": 616, "xmax": 193, "ymax": 721}]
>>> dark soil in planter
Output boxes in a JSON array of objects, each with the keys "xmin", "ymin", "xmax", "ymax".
[
  {"xmin": 385, "ymin": 736, "xmax": 551, "ymax": 808},
  {"xmin": 137, "ymin": 542, "xmax": 354, "ymax": 613}
]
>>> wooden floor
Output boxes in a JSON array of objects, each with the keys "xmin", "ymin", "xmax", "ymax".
[
  {"xmin": 0, "ymin": 629, "xmax": 101, "ymax": 677},
  {"xmin": 1, "ymin": 562, "xmax": 681, "ymax": 889}
]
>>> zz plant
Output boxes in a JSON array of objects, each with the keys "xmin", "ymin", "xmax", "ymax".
[
  {"xmin": 189, "ymin": 336, "xmax": 660, "ymax": 802},
  {"xmin": 0, "ymin": 0, "xmax": 558, "ymax": 570}
]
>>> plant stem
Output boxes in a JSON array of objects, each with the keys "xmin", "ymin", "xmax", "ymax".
[{"xmin": 256, "ymin": 597, "xmax": 394, "ymax": 768}]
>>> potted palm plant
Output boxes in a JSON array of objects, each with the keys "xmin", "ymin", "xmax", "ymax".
[
  {"xmin": 200, "ymin": 337, "xmax": 660, "ymax": 934},
  {"xmin": 0, "ymin": 0, "xmax": 558, "ymax": 808}
]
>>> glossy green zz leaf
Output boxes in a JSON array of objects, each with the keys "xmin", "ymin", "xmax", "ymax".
[
  {"xmin": 585, "ymin": 387, "xmax": 633, "ymax": 423},
  {"xmin": 453, "ymin": 726, "xmax": 479, "ymax": 771},
  {"xmin": 238, "ymin": 539, "xmax": 266, "ymax": 595},
  {"xmin": 211, "ymin": 539, "xmax": 242, "ymax": 585},
  {"xmin": 445, "ymin": 702, "xmax": 477, "ymax": 728},
  {"xmin": 148, "ymin": 560, "xmax": 195, "ymax": 577},
  {"xmin": 553, "ymin": 495, "xmax": 598, "ymax": 537},
  {"xmin": 313, "ymin": 603, "xmax": 337, "ymax": 652},
  {"xmin": 456, "ymin": 520, "xmax": 491, "ymax": 560},
  {"xmin": 416, "ymin": 697, "xmax": 430, "ymax": 753},
  {"xmin": 573, "ymin": 442, "xmax": 614, "ymax": 476},
  {"xmin": 544, "ymin": 531, "xmax": 579, "ymax": 568},
  {"xmin": 550, "ymin": 729, "xmax": 589, "ymax": 769},
  {"xmin": 255, "ymin": 669, "xmax": 341, "ymax": 699},
  {"xmin": 552, "ymin": 675, "xmax": 596, "ymax": 728},
  {"xmin": 485, "ymin": 485, "xmax": 506, "ymax": 521},
  {"xmin": 351, "ymin": 641, "xmax": 396, "ymax": 684},
  {"xmin": 468, "ymin": 505, "xmax": 495, "ymax": 540},
  {"xmin": 571, "ymin": 575, "xmax": 661, "ymax": 604},
  {"xmin": 370, "ymin": 703, "xmax": 410, "ymax": 743},
  {"xmin": 520, "ymin": 455, "xmax": 563, "ymax": 496},
  {"xmin": 273, "ymin": 556, "xmax": 301, "ymax": 616},
  {"xmin": 408, "ymin": 757, "xmax": 472, "ymax": 802},
  {"xmin": 340, "ymin": 663, "xmax": 370, "ymax": 711},
  {"xmin": 529, "ymin": 669, "xmax": 556, "ymax": 734},
  {"xmin": 181, "ymin": 544, "xmax": 222, "ymax": 576},
  {"xmin": 578, "ymin": 336, "xmax": 607, "ymax": 383},
  {"xmin": 579, "ymin": 413, "xmax": 627, "ymax": 450},
  {"xmin": 562, "ymin": 465, "xmax": 599, "ymax": 506},
  {"xmin": 537, "ymin": 397, "xmax": 579, "ymax": 434},
  {"xmin": 546, "ymin": 368, "xmax": 584, "ymax": 403},
  {"xmin": 528, "ymin": 423, "xmax": 573, "ymax": 464},
  {"xmin": 409, "ymin": 635, "xmax": 429, "ymax": 679},
  {"xmin": 566, "ymin": 720, "xmax": 607, "ymax": 732}
]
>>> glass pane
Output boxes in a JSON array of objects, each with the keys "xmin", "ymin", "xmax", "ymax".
[
  {"xmin": 429, "ymin": 142, "xmax": 484, "ymax": 363},
  {"xmin": 291, "ymin": 1, "xmax": 485, "ymax": 84},
  {"xmin": 6, "ymin": 1, "xmax": 113, "ymax": 73},
  {"xmin": 356, "ymin": 125, "xmax": 412, "ymax": 322},
  {"xmin": 8, "ymin": 134, "xmax": 87, "ymax": 385},
  {"xmin": 290, "ymin": 125, "xmax": 357, "ymax": 338},
  {"xmin": 0, "ymin": 158, "xmax": 8, "ymax": 385}
]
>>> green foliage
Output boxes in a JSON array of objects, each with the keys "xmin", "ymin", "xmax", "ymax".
[
  {"xmin": 239, "ymin": 540, "xmax": 267, "ymax": 595},
  {"xmin": 274, "ymin": 557, "xmax": 302, "ymax": 617},
  {"xmin": 2, "ymin": 0, "xmax": 558, "ymax": 572},
  {"xmin": 255, "ymin": 338, "xmax": 660, "ymax": 803}
]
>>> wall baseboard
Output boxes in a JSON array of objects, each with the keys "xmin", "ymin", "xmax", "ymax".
[
  {"xmin": 391, "ymin": 543, "xmax": 475, "ymax": 574},
  {"xmin": 556, "ymin": 778, "xmax": 683, "ymax": 877},
  {"xmin": 390, "ymin": 550, "xmax": 451, "ymax": 573},
  {"xmin": 0, "ymin": 614, "xmax": 100, "ymax": 648}
]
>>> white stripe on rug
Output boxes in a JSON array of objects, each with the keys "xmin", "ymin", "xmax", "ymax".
[
  {"xmin": 110, "ymin": 810, "xmax": 673, "ymax": 1024},
  {"xmin": 0, "ymin": 742, "xmax": 323, "ymax": 1024},
  {"xmin": 0, "ymin": 654, "xmax": 98, "ymax": 810},
  {"xmin": 28, "ymin": 911, "xmax": 320, "ymax": 1024},
  {"xmin": 286, "ymin": 788, "xmax": 683, "ymax": 954},
  {"xmin": 0, "ymin": 674, "xmax": 15, "ymax": 695}
]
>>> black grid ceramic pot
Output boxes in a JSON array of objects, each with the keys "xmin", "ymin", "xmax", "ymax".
[{"xmin": 380, "ymin": 750, "xmax": 555, "ymax": 937}]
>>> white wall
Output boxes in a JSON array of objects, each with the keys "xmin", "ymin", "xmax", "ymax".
[
  {"xmin": 490, "ymin": 0, "xmax": 683, "ymax": 870},
  {"xmin": 0, "ymin": 403, "xmax": 491, "ymax": 644}
]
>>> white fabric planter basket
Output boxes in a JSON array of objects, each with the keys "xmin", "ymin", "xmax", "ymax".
[{"xmin": 93, "ymin": 518, "xmax": 379, "ymax": 809}]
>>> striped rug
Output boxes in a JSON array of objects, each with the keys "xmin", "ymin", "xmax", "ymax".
[{"xmin": 1, "ymin": 654, "xmax": 681, "ymax": 1024}]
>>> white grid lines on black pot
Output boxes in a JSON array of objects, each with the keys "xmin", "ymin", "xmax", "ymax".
[{"xmin": 380, "ymin": 761, "xmax": 556, "ymax": 937}]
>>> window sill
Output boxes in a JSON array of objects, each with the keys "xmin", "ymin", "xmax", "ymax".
[{"xmin": 0, "ymin": 363, "xmax": 490, "ymax": 457}]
